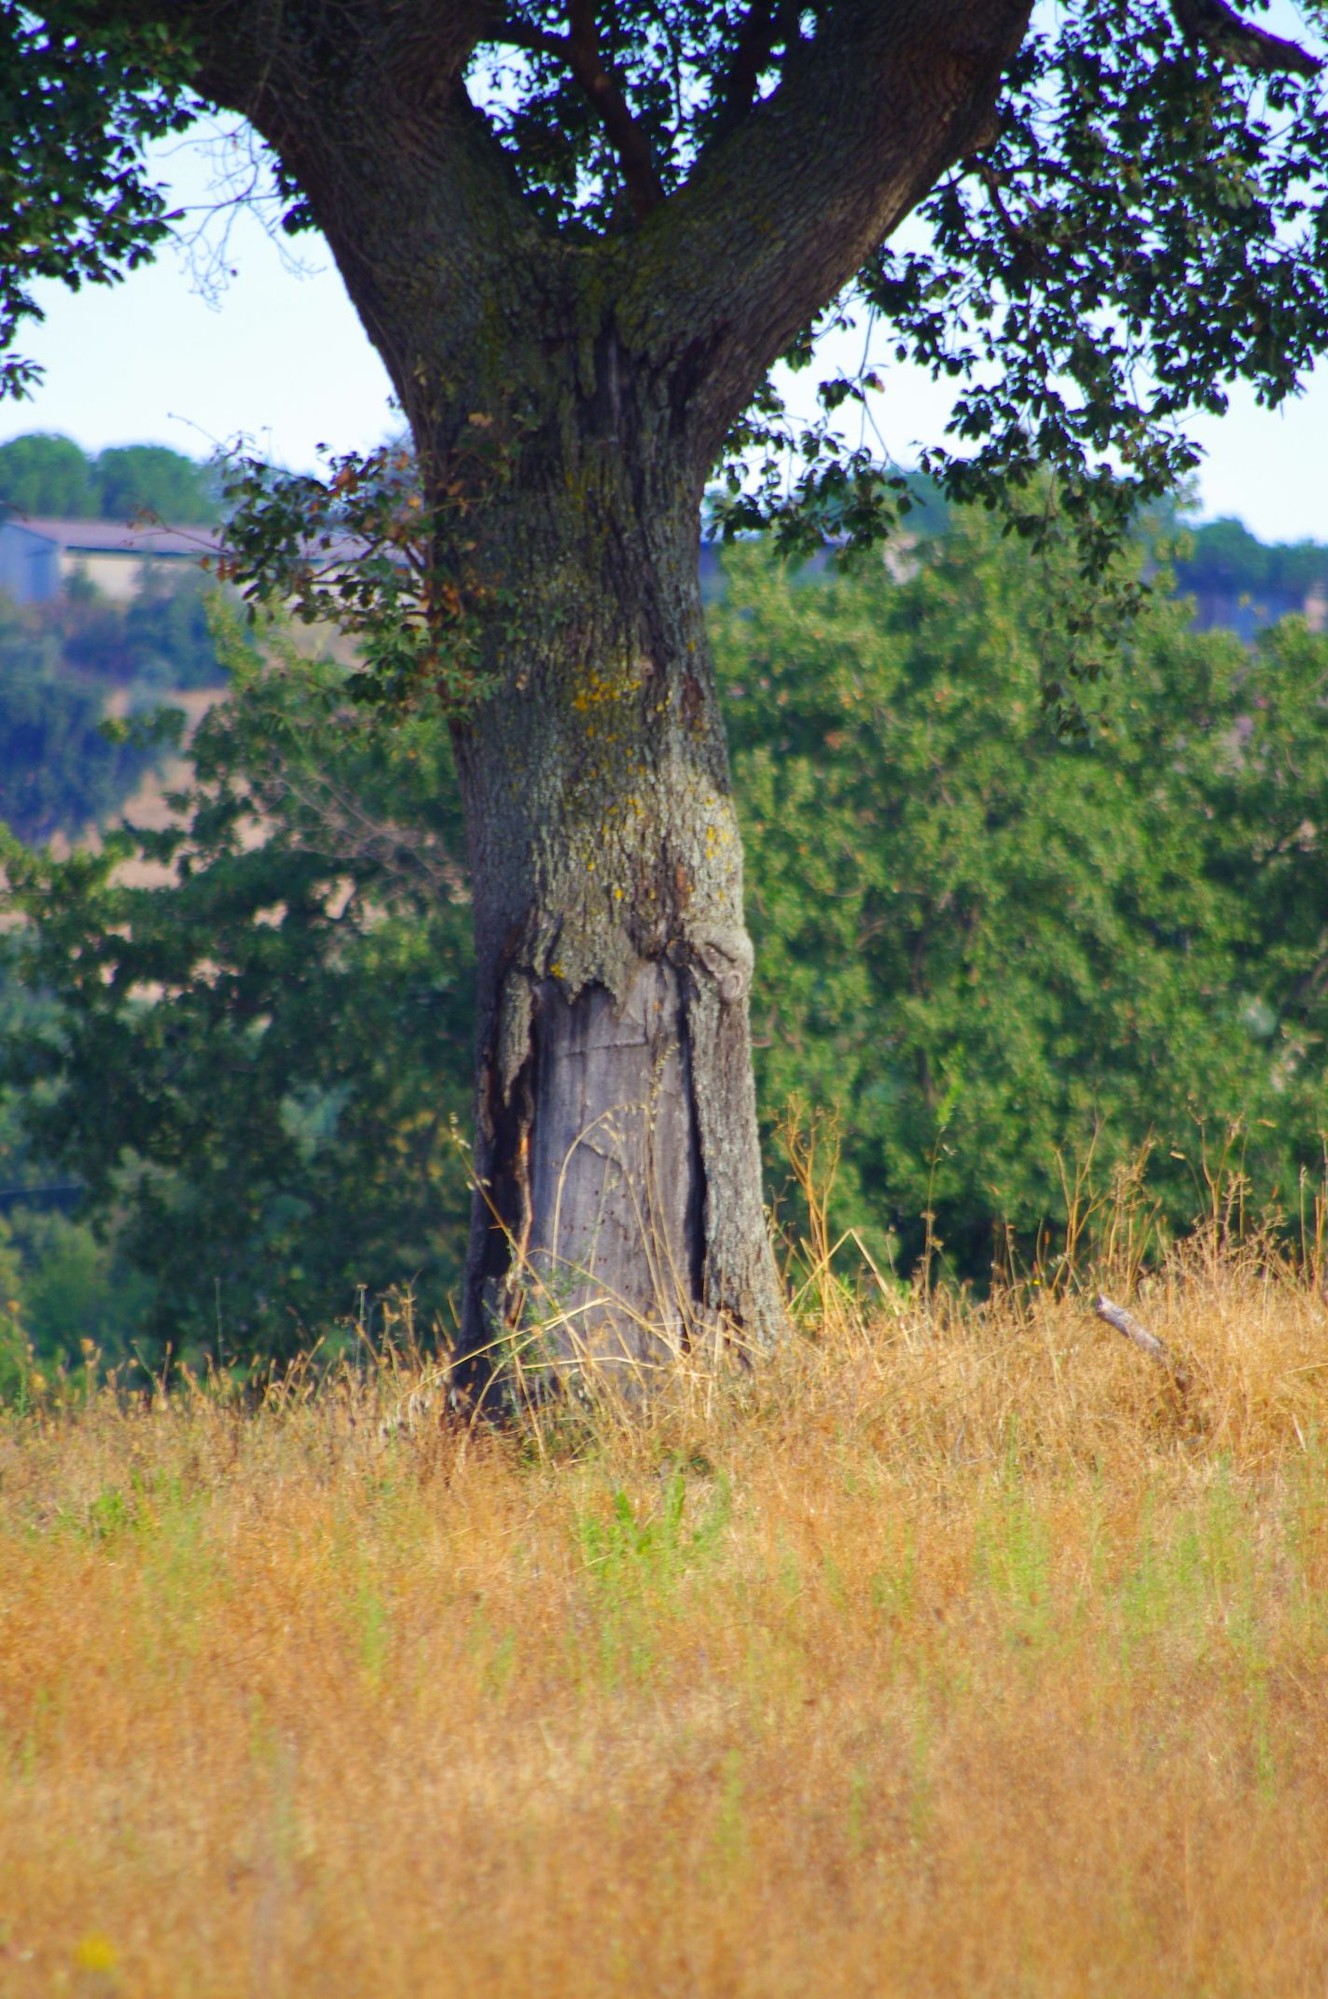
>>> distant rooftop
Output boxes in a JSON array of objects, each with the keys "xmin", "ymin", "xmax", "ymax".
[
  {"xmin": 0, "ymin": 513, "xmax": 224, "ymax": 605},
  {"xmin": 2, "ymin": 515, "xmax": 222, "ymax": 558}
]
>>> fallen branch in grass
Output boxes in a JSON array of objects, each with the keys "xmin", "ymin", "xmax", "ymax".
[{"xmin": 1094, "ymin": 1293, "xmax": 1191, "ymax": 1395}]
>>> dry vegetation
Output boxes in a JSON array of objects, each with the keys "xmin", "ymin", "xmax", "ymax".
[{"xmin": 5, "ymin": 1223, "xmax": 1328, "ymax": 1996}]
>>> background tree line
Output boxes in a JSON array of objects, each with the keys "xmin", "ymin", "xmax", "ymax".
[
  {"xmin": 2, "ymin": 500, "xmax": 1328, "ymax": 1377},
  {"xmin": 0, "ymin": 431, "xmax": 219, "ymax": 524},
  {"xmin": 0, "ymin": 433, "xmax": 228, "ymax": 844}
]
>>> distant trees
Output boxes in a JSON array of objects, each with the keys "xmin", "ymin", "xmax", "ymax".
[
  {"xmin": 94, "ymin": 444, "xmax": 220, "ymax": 526},
  {"xmin": 0, "ymin": 592, "xmax": 159, "ymax": 842},
  {"xmin": 0, "ymin": 565, "xmax": 228, "ymax": 843},
  {"xmin": 1173, "ymin": 518, "xmax": 1328, "ymax": 630},
  {"xmin": 59, "ymin": 565, "xmax": 228, "ymax": 692},
  {"xmin": 0, "ymin": 432, "xmax": 218, "ymax": 523},
  {"xmin": 2, "ymin": 618, "xmax": 475, "ymax": 1361},
  {"xmin": 0, "ymin": 432, "xmax": 95, "ymax": 517},
  {"xmin": 0, "ymin": 433, "xmax": 230, "ymax": 841},
  {"xmin": 5, "ymin": 514, "xmax": 1328, "ymax": 1365}
]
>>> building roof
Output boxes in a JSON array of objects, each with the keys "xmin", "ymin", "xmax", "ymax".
[{"xmin": 0, "ymin": 515, "xmax": 223, "ymax": 558}]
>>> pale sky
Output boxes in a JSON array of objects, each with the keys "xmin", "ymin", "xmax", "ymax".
[{"xmin": 7, "ymin": 118, "xmax": 1328, "ymax": 545}]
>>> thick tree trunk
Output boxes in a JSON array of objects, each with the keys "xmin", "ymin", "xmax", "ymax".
[
  {"xmin": 163, "ymin": 0, "xmax": 1031, "ymax": 1395},
  {"xmin": 447, "ymin": 420, "xmax": 785, "ymax": 1387}
]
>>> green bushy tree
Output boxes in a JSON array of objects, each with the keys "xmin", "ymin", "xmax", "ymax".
[
  {"xmin": 713, "ymin": 522, "xmax": 1328, "ymax": 1276},
  {"xmin": 0, "ymin": 943, "xmax": 146, "ymax": 1387},
  {"xmin": 58, "ymin": 566, "xmax": 228, "ymax": 691},
  {"xmin": 1175, "ymin": 519, "xmax": 1328, "ymax": 619},
  {"xmin": 94, "ymin": 442, "xmax": 219, "ymax": 525},
  {"xmin": 2, "ymin": 617, "xmax": 475, "ymax": 1363},
  {"xmin": 0, "ymin": 431, "xmax": 96, "ymax": 517}
]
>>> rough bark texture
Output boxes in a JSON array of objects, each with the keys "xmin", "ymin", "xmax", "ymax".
[
  {"xmin": 75, "ymin": 0, "xmax": 1033, "ymax": 1378},
  {"xmin": 451, "ymin": 436, "xmax": 784, "ymax": 1372}
]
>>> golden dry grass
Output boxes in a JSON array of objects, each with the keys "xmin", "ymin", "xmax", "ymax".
[{"xmin": 5, "ymin": 1240, "xmax": 1328, "ymax": 1996}]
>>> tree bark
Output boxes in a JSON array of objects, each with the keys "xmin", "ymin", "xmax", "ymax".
[{"xmin": 447, "ymin": 390, "xmax": 785, "ymax": 1381}]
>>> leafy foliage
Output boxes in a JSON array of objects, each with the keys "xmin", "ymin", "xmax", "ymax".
[
  {"xmin": 8, "ymin": 520, "xmax": 1328, "ymax": 1349},
  {"xmin": 469, "ymin": 2, "xmax": 812, "ymax": 231},
  {"xmin": 0, "ymin": 431, "xmax": 95, "ymax": 515},
  {"xmin": 712, "ymin": 522, "xmax": 1328, "ymax": 1277},
  {"xmin": 0, "ymin": 562, "xmax": 229, "ymax": 843},
  {"xmin": 95, "ymin": 443, "xmax": 219, "ymax": 525},
  {"xmin": 5, "ymin": 6, "xmax": 1328, "ymax": 601},
  {"xmin": 1174, "ymin": 516, "xmax": 1328, "ymax": 613},
  {"xmin": 863, "ymin": 0, "xmax": 1328, "ymax": 562},
  {"xmin": 0, "ymin": 593, "xmax": 159, "ymax": 842},
  {"xmin": 0, "ymin": 944, "xmax": 146, "ymax": 1384},
  {"xmin": 459, "ymin": 0, "xmax": 1328, "ymax": 599},
  {"xmin": 58, "ymin": 565, "xmax": 229, "ymax": 691},
  {"xmin": 0, "ymin": 6, "xmax": 196, "ymax": 398},
  {"xmin": 217, "ymin": 442, "xmax": 493, "ymax": 711},
  {"xmin": 1, "ymin": 614, "xmax": 475, "ymax": 1362}
]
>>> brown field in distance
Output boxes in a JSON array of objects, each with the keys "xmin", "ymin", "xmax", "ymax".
[{"xmin": 3, "ymin": 1234, "xmax": 1328, "ymax": 1996}]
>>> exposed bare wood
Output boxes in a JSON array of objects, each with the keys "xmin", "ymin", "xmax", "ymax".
[{"xmin": 1094, "ymin": 1294, "xmax": 1191, "ymax": 1393}]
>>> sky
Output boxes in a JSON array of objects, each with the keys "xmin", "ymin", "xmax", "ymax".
[{"xmin": 7, "ymin": 115, "xmax": 1328, "ymax": 545}]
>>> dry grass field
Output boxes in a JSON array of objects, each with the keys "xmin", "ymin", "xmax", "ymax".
[{"xmin": 4, "ymin": 1230, "xmax": 1328, "ymax": 1996}]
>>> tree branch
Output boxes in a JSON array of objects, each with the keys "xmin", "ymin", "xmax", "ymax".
[
  {"xmin": 567, "ymin": 1, "xmax": 665, "ymax": 218},
  {"xmin": 100, "ymin": 0, "xmax": 554, "ymax": 411},
  {"xmin": 1094, "ymin": 1294, "xmax": 1191, "ymax": 1394},
  {"xmin": 619, "ymin": 0, "xmax": 1033, "ymax": 469},
  {"xmin": 1170, "ymin": 0, "xmax": 1322, "ymax": 77},
  {"xmin": 710, "ymin": 0, "xmax": 802, "ymax": 142},
  {"xmin": 495, "ymin": 16, "xmax": 571, "ymax": 61},
  {"xmin": 497, "ymin": 4, "xmax": 665, "ymax": 220}
]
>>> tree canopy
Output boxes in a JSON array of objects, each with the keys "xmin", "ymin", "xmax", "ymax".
[
  {"xmin": 4, "ymin": 1, "xmax": 1327, "ymax": 591},
  {"xmin": 1, "ymin": 617, "xmax": 476, "ymax": 1360},
  {"xmin": 715, "ymin": 526, "xmax": 1328, "ymax": 1278}
]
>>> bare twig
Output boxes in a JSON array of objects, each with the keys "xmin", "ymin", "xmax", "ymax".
[{"xmin": 1094, "ymin": 1293, "xmax": 1191, "ymax": 1394}]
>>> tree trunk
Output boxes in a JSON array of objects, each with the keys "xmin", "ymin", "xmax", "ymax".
[
  {"xmin": 446, "ymin": 405, "xmax": 785, "ymax": 1388},
  {"xmin": 166, "ymin": 0, "xmax": 1030, "ymax": 1397}
]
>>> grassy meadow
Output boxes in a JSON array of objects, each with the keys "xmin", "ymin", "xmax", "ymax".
[{"xmin": 4, "ymin": 1231, "xmax": 1328, "ymax": 1996}]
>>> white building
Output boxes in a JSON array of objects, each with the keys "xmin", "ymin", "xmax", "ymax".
[{"xmin": 0, "ymin": 516, "xmax": 222, "ymax": 605}]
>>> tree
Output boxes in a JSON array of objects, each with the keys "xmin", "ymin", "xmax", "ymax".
[
  {"xmin": 1175, "ymin": 517, "xmax": 1328, "ymax": 633},
  {"xmin": 0, "ymin": 591, "xmax": 159, "ymax": 840},
  {"xmin": 0, "ymin": 431, "xmax": 97, "ymax": 516},
  {"xmin": 94, "ymin": 443, "xmax": 219, "ymax": 524},
  {"xmin": 8, "ymin": 518, "xmax": 1328, "ymax": 1359},
  {"xmin": 5, "ymin": 0, "xmax": 1328, "ymax": 1383},
  {"xmin": 0, "ymin": 431, "xmax": 219, "ymax": 522},
  {"xmin": 1, "ymin": 620, "xmax": 476, "ymax": 1362},
  {"xmin": 717, "ymin": 525, "xmax": 1328, "ymax": 1278}
]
